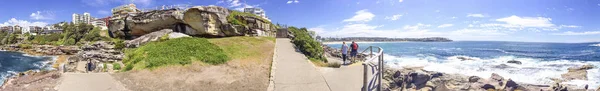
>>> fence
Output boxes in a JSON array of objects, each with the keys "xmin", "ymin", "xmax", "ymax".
[{"xmin": 361, "ymin": 46, "xmax": 384, "ymax": 91}]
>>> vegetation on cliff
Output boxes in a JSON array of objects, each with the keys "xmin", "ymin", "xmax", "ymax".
[
  {"xmin": 122, "ymin": 37, "xmax": 230, "ymax": 70},
  {"xmin": 227, "ymin": 11, "xmax": 272, "ymax": 26},
  {"xmin": 288, "ymin": 27, "xmax": 327, "ymax": 62}
]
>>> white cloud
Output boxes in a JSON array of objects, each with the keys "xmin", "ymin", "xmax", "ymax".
[
  {"xmin": 495, "ymin": 15, "xmax": 554, "ymax": 28},
  {"xmin": 0, "ymin": 18, "xmax": 48, "ymax": 27},
  {"xmin": 437, "ymin": 24, "xmax": 453, "ymax": 28},
  {"xmin": 558, "ymin": 25, "xmax": 580, "ymax": 28},
  {"xmin": 287, "ymin": 0, "xmax": 299, "ymax": 4},
  {"xmin": 435, "ymin": 10, "xmax": 440, "ymax": 13},
  {"xmin": 384, "ymin": 14, "xmax": 403, "ymax": 21},
  {"xmin": 398, "ymin": 0, "xmax": 403, "ymax": 3},
  {"xmin": 343, "ymin": 9, "xmax": 375, "ymax": 22},
  {"xmin": 227, "ymin": 0, "xmax": 241, "ymax": 7},
  {"xmin": 30, "ymin": 11, "xmax": 54, "ymax": 20},
  {"xmin": 467, "ymin": 14, "xmax": 485, "ymax": 18},
  {"xmin": 403, "ymin": 23, "xmax": 431, "ymax": 31},
  {"xmin": 552, "ymin": 31, "xmax": 600, "ymax": 35},
  {"xmin": 598, "ymin": 4, "xmax": 600, "ymax": 6}
]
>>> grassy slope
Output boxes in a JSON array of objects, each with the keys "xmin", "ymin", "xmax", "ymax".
[
  {"xmin": 122, "ymin": 37, "xmax": 230, "ymax": 70},
  {"xmin": 113, "ymin": 36, "xmax": 276, "ymax": 91},
  {"xmin": 208, "ymin": 36, "xmax": 275, "ymax": 63}
]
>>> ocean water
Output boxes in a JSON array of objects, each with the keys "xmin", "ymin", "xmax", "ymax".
[
  {"xmin": 0, "ymin": 51, "xmax": 54, "ymax": 85},
  {"xmin": 327, "ymin": 41, "xmax": 600, "ymax": 88}
]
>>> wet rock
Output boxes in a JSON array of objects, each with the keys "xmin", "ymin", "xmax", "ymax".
[
  {"xmin": 492, "ymin": 64, "xmax": 513, "ymax": 69},
  {"xmin": 468, "ymin": 76, "xmax": 481, "ymax": 82},
  {"xmin": 456, "ymin": 56, "xmax": 473, "ymax": 61},
  {"xmin": 507, "ymin": 60, "xmax": 522, "ymax": 65},
  {"xmin": 561, "ymin": 64, "xmax": 595, "ymax": 80},
  {"xmin": 408, "ymin": 71, "xmax": 431, "ymax": 88},
  {"xmin": 549, "ymin": 83, "xmax": 568, "ymax": 91}
]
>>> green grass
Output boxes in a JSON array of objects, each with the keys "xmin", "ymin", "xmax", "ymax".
[
  {"xmin": 113, "ymin": 63, "xmax": 121, "ymax": 70},
  {"xmin": 208, "ymin": 36, "xmax": 273, "ymax": 59},
  {"xmin": 122, "ymin": 37, "xmax": 230, "ymax": 70}
]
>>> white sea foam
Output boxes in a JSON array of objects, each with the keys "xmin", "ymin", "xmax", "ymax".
[
  {"xmin": 385, "ymin": 54, "xmax": 600, "ymax": 88},
  {"xmin": 591, "ymin": 43, "xmax": 600, "ymax": 47}
]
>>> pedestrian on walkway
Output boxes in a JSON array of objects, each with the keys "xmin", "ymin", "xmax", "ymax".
[
  {"xmin": 350, "ymin": 41, "xmax": 359, "ymax": 62},
  {"xmin": 341, "ymin": 42, "xmax": 349, "ymax": 64}
]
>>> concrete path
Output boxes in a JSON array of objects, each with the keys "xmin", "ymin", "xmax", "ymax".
[
  {"xmin": 57, "ymin": 73, "xmax": 127, "ymax": 91},
  {"xmin": 273, "ymin": 38, "xmax": 330, "ymax": 91},
  {"xmin": 319, "ymin": 57, "xmax": 365, "ymax": 91}
]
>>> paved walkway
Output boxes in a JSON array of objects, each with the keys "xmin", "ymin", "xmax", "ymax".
[
  {"xmin": 57, "ymin": 73, "xmax": 127, "ymax": 91},
  {"xmin": 273, "ymin": 38, "xmax": 330, "ymax": 91},
  {"xmin": 273, "ymin": 38, "xmax": 365, "ymax": 91}
]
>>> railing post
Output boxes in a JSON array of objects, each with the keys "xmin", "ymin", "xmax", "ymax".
[
  {"xmin": 362, "ymin": 63, "xmax": 368, "ymax": 91},
  {"xmin": 378, "ymin": 51, "xmax": 383, "ymax": 91}
]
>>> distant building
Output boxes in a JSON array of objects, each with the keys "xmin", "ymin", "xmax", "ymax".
[
  {"xmin": 13, "ymin": 25, "xmax": 22, "ymax": 33},
  {"xmin": 73, "ymin": 12, "xmax": 92, "ymax": 24},
  {"xmin": 112, "ymin": 4, "xmax": 140, "ymax": 18},
  {"xmin": 91, "ymin": 19, "xmax": 107, "ymax": 30},
  {"xmin": 243, "ymin": 8, "xmax": 270, "ymax": 22},
  {"xmin": 1, "ymin": 26, "xmax": 13, "ymax": 33}
]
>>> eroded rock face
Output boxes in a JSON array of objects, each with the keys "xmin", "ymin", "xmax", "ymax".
[{"xmin": 108, "ymin": 6, "xmax": 275, "ymax": 39}]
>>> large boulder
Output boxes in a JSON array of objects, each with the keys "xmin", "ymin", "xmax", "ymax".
[{"xmin": 126, "ymin": 29, "xmax": 173, "ymax": 48}]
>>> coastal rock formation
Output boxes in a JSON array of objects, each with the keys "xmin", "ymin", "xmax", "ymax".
[
  {"xmin": 125, "ymin": 29, "xmax": 190, "ymax": 48},
  {"xmin": 507, "ymin": 60, "xmax": 522, "ymax": 65},
  {"xmin": 0, "ymin": 45, "xmax": 80, "ymax": 55},
  {"xmin": 1, "ymin": 70, "xmax": 61, "ymax": 90},
  {"xmin": 561, "ymin": 64, "xmax": 595, "ymax": 80},
  {"xmin": 382, "ymin": 68, "xmax": 589, "ymax": 91},
  {"xmin": 108, "ymin": 6, "xmax": 275, "ymax": 39}
]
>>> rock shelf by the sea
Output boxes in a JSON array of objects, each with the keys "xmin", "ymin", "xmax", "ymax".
[{"xmin": 382, "ymin": 66, "xmax": 592, "ymax": 91}]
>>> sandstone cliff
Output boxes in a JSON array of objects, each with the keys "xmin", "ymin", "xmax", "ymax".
[{"xmin": 108, "ymin": 6, "xmax": 276, "ymax": 39}]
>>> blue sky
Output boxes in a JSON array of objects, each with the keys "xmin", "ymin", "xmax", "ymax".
[{"xmin": 1, "ymin": 0, "xmax": 600, "ymax": 42}]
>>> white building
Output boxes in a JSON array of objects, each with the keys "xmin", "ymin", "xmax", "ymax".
[
  {"xmin": 91, "ymin": 19, "xmax": 107, "ymax": 30},
  {"xmin": 243, "ymin": 8, "xmax": 271, "ymax": 22},
  {"xmin": 72, "ymin": 12, "xmax": 92, "ymax": 24}
]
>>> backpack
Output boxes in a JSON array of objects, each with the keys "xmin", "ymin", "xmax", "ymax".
[{"xmin": 352, "ymin": 43, "xmax": 358, "ymax": 50}]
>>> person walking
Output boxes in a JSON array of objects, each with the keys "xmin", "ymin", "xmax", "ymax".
[
  {"xmin": 350, "ymin": 41, "xmax": 359, "ymax": 62},
  {"xmin": 341, "ymin": 42, "xmax": 349, "ymax": 64}
]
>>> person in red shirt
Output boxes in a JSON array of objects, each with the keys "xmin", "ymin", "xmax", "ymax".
[{"xmin": 350, "ymin": 41, "xmax": 359, "ymax": 62}]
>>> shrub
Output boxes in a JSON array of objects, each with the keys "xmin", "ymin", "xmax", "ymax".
[
  {"xmin": 103, "ymin": 63, "xmax": 107, "ymax": 72},
  {"xmin": 113, "ymin": 63, "xmax": 121, "ymax": 70},
  {"xmin": 122, "ymin": 37, "xmax": 230, "ymax": 70},
  {"xmin": 18, "ymin": 44, "xmax": 32, "ymax": 49},
  {"xmin": 113, "ymin": 39, "xmax": 125, "ymax": 49},
  {"xmin": 327, "ymin": 62, "xmax": 341, "ymax": 68},
  {"xmin": 288, "ymin": 27, "xmax": 327, "ymax": 62}
]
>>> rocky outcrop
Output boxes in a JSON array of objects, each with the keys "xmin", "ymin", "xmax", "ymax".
[
  {"xmin": 507, "ymin": 60, "xmax": 522, "ymax": 65},
  {"xmin": 125, "ymin": 29, "xmax": 190, "ymax": 48},
  {"xmin": 561, "ymin": 64, "xmax": 595, "ymax": 80},
  {"xmin": 1, "ymin": 70, "xmax": 61, "ymax": 90},
  {"xmin": 382, "ymin": 68, "xmax": 589, "ymax": 91},
  {"xmin": 0, "ymin": 45, "xmax": 80, "ymax": 55},
  {"xmin": 109, "ymin": 6, "xmax": 275, "ymax": 39}
]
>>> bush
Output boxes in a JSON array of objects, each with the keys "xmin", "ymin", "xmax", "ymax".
[
  {"xmin": 113, "ymin": 39, "xmax": 125, "ymax": 49},
  {"xmin": 327, "ymin": 62, "xmax": 341, "ymax": 68},
  {"xmin": 18, "ymin": 44, "xmax": 32, "ymax": 49},
  {"xmin": 288, "ymin": 27, "xmax": 327, "ymax": 62},
  {"xmin": 113, "ymin": 63, "xmax": 121, "ymax": 70},
  {"xmin": 122, "ymin": 37, "xmax": 230, "ymax": 70},
  {"xmin": 103, "ymin": 63, "xmax": 107, "ymax": 72}
]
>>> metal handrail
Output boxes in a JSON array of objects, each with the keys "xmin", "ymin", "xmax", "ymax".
[{"xmin": 361, "ymin": 46, "xmax": 384, "ymax": 91}]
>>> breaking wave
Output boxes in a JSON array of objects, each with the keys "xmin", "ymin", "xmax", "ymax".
[{"xmin": 384, "ymin": 54, "xmax": 600, "ymax": 89}]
